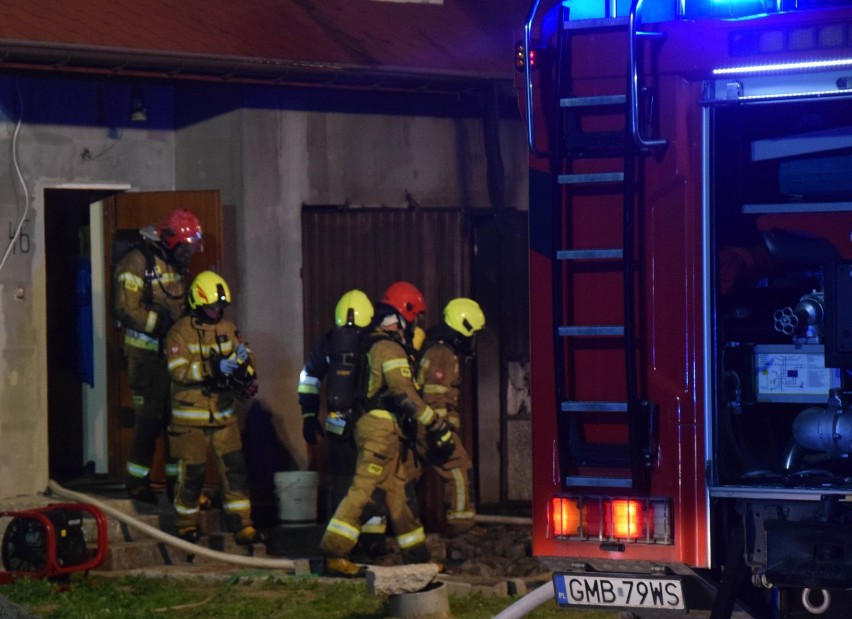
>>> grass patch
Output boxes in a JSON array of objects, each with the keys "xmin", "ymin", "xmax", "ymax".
[{"xmin": 1, "ymin": 573, "xmax": 619, "ymax": 618}]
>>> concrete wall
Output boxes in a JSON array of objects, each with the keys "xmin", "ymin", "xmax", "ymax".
[{"xmin": 0, "ymin": 73, "xmax": 528, "ymax": 503}]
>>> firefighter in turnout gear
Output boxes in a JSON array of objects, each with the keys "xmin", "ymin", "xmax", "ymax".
[
  {"xmin": 415, "ymin": 297, "xmax": 485, "ymax": 537},
  {"xmin": 114, "ymin": 208, "xmax": 203, "ymax": 505},
  {"xmin": 297, "ymin": 290, "xmax": 389, "ymax": 554},
  {"xmin": 166, "ymin": 271, "xmax": 264, "ymax": 546},
  {"xmin": 320, "ymin": 282, "xmax": 442, "ymax": 577}
]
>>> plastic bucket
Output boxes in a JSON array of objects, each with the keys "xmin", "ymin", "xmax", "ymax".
[{"xmin": 274, "ymin": 471, "xmax": 319, "ymax": 526}]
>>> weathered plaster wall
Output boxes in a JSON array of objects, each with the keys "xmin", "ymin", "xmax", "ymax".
[{"xmin": 0, "ymin": 76, "xmax": 177, "ymax": 499}]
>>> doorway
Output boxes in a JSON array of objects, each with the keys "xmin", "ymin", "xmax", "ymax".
[
  {"xmin": 44, "ymin": 187, "xmax": 223, "ymax": 485},
  {"xmin": 45, "ymin": 188, "xmax": 125, "ymax": 482}
]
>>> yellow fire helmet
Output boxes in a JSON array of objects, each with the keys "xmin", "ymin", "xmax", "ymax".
[
  {"xmin": 335, "ymin": 289, "xmax": 374, "ymax": 328},
  {"xmin": 444, "ymin": 297, "xmax": 486, "ymax": 337},
  {"xmin": 189, "ymin": 270, "xmax": 231, "ymax": 310}
]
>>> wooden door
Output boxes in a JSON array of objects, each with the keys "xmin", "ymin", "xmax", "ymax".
[{"xmin": 104, "ymin": 191, "xmax": 223, "ymax": 483}]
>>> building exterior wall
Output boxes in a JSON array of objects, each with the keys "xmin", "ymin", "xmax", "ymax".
[{"xmin": 0, "ymin": 73, "xmax": 527, "ymax": 503}]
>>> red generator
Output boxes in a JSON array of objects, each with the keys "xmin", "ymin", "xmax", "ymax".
[
  {"xmin": 520, "ymin": 0, "xmax": 852, "ymax": 616},
  {"xmin": 0, "ymin": 503, "xmax": 108, "ymax": 584}
]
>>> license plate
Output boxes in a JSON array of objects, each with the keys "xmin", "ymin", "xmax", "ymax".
[{"xmin": 553, "ymin": 572, "xmax": 686, "ymax": 611}]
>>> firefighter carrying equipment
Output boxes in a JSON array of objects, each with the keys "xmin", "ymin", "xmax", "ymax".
[
  {"xmin": 299, "ymin": 289, "xmax": 375, "ymax": 439},
  {"xmin": 320, "ymin": 326, "xmax": 437, "ymax": 564},
  {"xmin": 167, "ymin": 271, "xmax": 259, "ymax": 540},
  {"xmin": 114, "ymin": 225, "xmax": 192, "ymax": 505}
]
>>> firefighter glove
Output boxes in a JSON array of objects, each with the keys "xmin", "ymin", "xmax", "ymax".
[
  {"xmin": 235, "ymin": 343, "xmax": 249, "ymax": 362},
  {"xmin": 302, "ymin": 414, "xmax": 324, "ymax": 444},
  {"xmin": 219, "ymin": 357, "xmax": 240, "ymax": 375},
  {"xmin": 427, "ymin": 419, "xmax": 454, "ymax": 461}
]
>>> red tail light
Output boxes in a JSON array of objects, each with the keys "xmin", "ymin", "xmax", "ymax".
[
  {"xmin": 551, "ymin": 497, "xmax": 580, "ymax": 536},
  {"xmin": 610, "ymin": 499, "xmax": 644, "ymax": 539},
  {"xmin": 548, "ymin": 495, "xmax": 672, "ymax": 544}
]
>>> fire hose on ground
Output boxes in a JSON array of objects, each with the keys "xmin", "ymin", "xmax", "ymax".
[{"xmin": 46, "ymin": 480, "xmax": 297, "ymax": 572}]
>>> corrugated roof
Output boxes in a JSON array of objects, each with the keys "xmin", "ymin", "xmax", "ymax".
[{"xmin": 0, "ymin": 0, "xmax": 529, "ymax": 87}]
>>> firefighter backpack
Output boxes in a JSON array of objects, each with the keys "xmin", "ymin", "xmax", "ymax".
[{"xmin": 323, "ymin": 325, "xmax": 367, "ymax": 435}]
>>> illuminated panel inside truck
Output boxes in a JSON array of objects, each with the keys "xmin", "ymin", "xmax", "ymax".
[{"xmin": 753, "ymin": 345, "xmax": 841, "ymax": 403}]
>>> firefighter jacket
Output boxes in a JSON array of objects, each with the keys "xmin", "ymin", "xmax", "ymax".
[
  {"xmin": 417, "ymin": 340, "xmax": 463, "ymax": 430},
  {"xmin": 365, "ymin": 327, "xmax": 436, "ymax": 428},
  {"xmin": 114, "ymin": 243, "xmax": 187, "ymax": 357},
  {"xmin": 165, "ymin": 315, "xmax": 256, "ymax": 427}
]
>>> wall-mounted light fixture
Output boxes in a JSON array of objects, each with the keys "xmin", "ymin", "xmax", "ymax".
[{"xmin": 130, "ymin": 84, "xmax": 147, "ymax": 122}]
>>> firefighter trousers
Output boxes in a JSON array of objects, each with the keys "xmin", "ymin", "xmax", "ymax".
[
  {"xmin": 168, "ymin": 423, "xmax": 253, "ymax": 533},
  {"xmin": 326, "ymin": 431, "xmax": 388, "ymax": 547},
  {"xmin": 404, "ymin": 424, "xmax": 476, "ymax": 537},
  {"xmin": 320, "ymin": 410, "xmax": 429, "ymax": 563},
  {"xmin": 126, "ymin": 353, "xmax": 177, "ymax": 489}
]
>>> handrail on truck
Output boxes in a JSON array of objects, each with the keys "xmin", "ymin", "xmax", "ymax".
[
  {"xmin": 628, "ymin": 0, "xmax": 667, "ymax": 150},
  {"xmin": 524, "ymin": 0, "xmax": 548, "ymax": 157}
]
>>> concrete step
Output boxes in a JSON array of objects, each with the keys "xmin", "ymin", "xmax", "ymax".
[
  {"xmin": 81, "ymin": 496, "xmax": 270, "ymax": 571},
  {"xmin": 98, "ymin": 532, "xmax": 268, "ymax": 571}
]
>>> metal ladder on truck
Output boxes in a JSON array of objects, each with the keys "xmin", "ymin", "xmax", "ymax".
[{"xmin": 523, "ymin": 0, "xmax": 666, "ymax": 491}]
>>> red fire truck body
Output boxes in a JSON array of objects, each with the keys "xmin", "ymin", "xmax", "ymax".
[{"xmin": 522, "ymin": 1, "xmax": 852, "ymax": 616}]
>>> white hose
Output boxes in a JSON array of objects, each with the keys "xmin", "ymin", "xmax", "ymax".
[
  {"xmin": 474, "ymin": 514, "xmax": 533, "ymax": 526},
  {"xmin": 47, "ymin": 480, "xmax": 296, "ymax": 571},
  {"xmin": 801, "ymin": 588, "xmax": 831, "ymax": 615},
  {"xmin": 491, "ymin": 579, "xmax": 554, "ymax": 619}
]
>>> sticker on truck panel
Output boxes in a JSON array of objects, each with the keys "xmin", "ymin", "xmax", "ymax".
[{"xmin": 553, "ymin": 572, "xmax": 686, "ymax": 611}]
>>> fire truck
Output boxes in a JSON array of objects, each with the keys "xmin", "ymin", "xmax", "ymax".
[{"xmin": 520, "ymin": 0, "xmax": 852, "ymax": 616}]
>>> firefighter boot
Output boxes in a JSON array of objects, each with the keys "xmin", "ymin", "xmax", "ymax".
[
  {"xmin": 234, "ymin": 525, "xmax": 268, "ymax": 546},
  {"xmin": 324, "ymin": 557, "xmax": 366, "ymax": 578},
  {"xmin": 177, "ymin": 527, "xmax": 200, "ymax": 544},
  {"xmin": 126, "ymin": 477, "xmax": 158, "ymax": 507}
]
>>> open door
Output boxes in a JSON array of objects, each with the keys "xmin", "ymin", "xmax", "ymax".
[{"xmin": 104, "ymin": 191, "xmax": 223, "ymax": 483}]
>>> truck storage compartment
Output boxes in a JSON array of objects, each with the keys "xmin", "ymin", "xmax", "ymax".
[{"xmin": 778, "ymin": 153, "xmax": 852, "ymax": 197}]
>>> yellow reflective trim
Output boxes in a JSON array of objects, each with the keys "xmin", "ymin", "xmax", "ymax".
[
  {"xmin": 168, "ymin": 357, "xmax": 189, "ymax": 371},
  {"xmin": 417, "ymin": 406, "xmax": 435, "ymax": 427},
  {"xmin": 126, "ymin": 462, "xmax": 150, "ymax": 478},
  {"xmin": 298, "ymin": 384, "xmax": 319, "ymax": 394},
  {"xmin": 125, "ymin": 330, "xmax": 159, "ymax": 351},
  {"xmin": 451, "ymin": 467, "xmax": 468, "ymax": 512},
  {"xmin": 172, "ymin": 408, "xmax": 234, "ymax": 422},
  {"xmin": 327, "ymin": 518, "xmax": 360, "ymax": 542},
  {"xmin": 175, "ymin": 502, "xmax": 199, "ymax": 516},
  {"xmin": 118, "ymin": 272, "xmax": 143, "ymax": 290},
  {"xmin": 224, "ymin": 499, "xmax": 251, "ymax": 512},
  {"xmin": 396, "ymin": 526, "xmax": 426, "ymax": 549},
  {"xmin": 423, "ymin": 384, "xmax": 449, "ymax": 394},
  {"xmin": 361, "ymin": 516, "xmax": 387, "ymax": 534},
  {"xmin": 382, "ymin": 358, "xmax": 411, "ymax": 378},
  {"xmin": 158, "ymin": 272, "xmax": 181, "ymax": 284},
  {"xmin": 367, "ymin": 409, "xmax": 394, "ymax": 421},
  {"xmin": 447, "ymin": 511, "xmax": 476, "ymax": 520},
  {"xmin": 367, "ymin": 463, "xmax": 383, "ymax": 476},
  {"xmin": 145, "ymin": 310, "xmax": 159, "ymax": 333}
]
